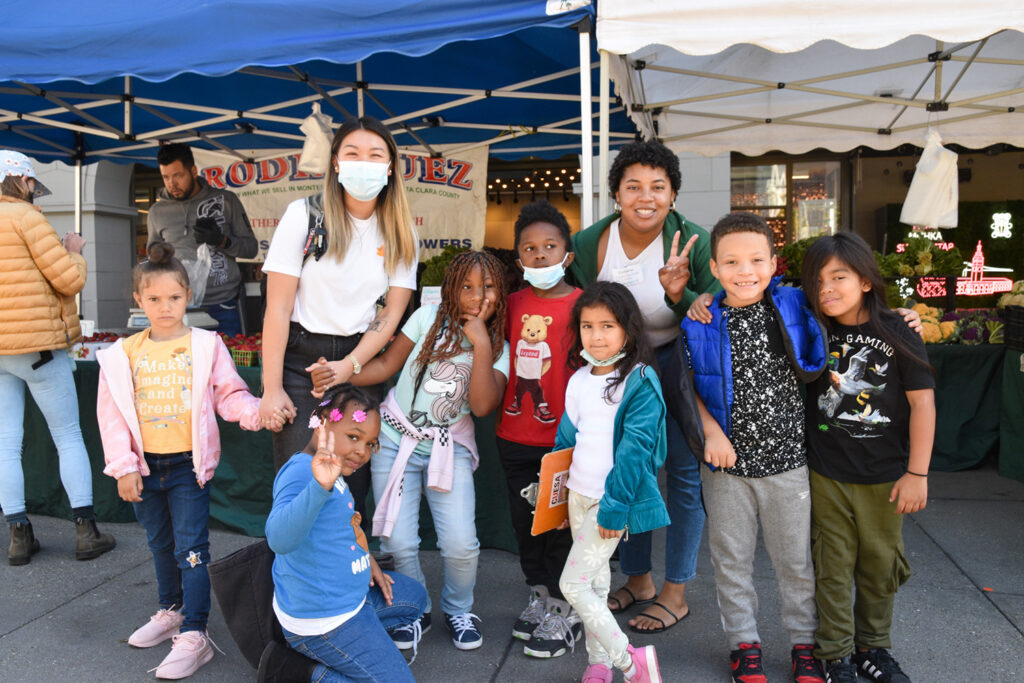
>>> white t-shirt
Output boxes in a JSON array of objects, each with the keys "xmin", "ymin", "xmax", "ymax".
[
  {"xmin": 514, "ymin": 339, "xmax": 550, "ymax": 380},
  {"xmin": 262, "ymin": 198, "xmax": 418, "ymax": 336},
  {"xmin": 564, "ymin": 365, "xmax": 627, "ymax": 500},
  {"xmin": 597, "ymin": 219, "xmax": 678, "ymax": 348}
]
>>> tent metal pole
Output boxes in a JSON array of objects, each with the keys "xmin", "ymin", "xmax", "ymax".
[
  {"xmin": 14, "ymin": 81, "xmax": 124, "ymax": 136},
  {"xmin": 124, "ymin": 77, "xmax": 132, "ymax": 136},
  {"xmin": 74, "ymin": 158, "xmax": 82, "ymax": 236},
  {"xmin": 598, "ymin": 50, "xmax": 610, "ymax": 218},
  {"xmin": 934, "ymin": 41, "xmax": 944, "ymax": 106},
  {"xmin": 579, "ymin": 26, "xmax": 593, "ymax": 229},
  {"xmin": 357, "ymin": 62, "xmax": 365, "ymax": 118}
]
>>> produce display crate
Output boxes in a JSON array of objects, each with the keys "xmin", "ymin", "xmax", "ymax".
[
  {"xmin": 230, "ymin": 349, "xmax": 260, "ymax": 367},
  {"xmin": 1005, "ymin": 305, "xmax": 1024, "ymax": 352}
]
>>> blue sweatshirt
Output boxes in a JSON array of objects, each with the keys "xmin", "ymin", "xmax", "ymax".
[{"xmin": 266, "ymin": 453, "xmax": 371, "ymax": 619}]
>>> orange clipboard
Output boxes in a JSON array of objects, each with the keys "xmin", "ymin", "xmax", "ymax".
[{"xmin": 530, "ymin": 447, "xmax": 573, "ymax": 536}]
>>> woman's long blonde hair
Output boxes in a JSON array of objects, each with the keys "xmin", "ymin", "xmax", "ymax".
[{"xmin": 321, "ymin": 116, "xmax": 417, "ymax": 274}]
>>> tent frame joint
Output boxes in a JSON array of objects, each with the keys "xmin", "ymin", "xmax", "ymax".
[
  {"xmin": 877, "ymin": 128, "xmax": 893, "ymax": 135},
  {"xmin": 928, "ymin": 50, "xmax": 953, "ymax": 62},
  {"xmin": 926, "ymin": 101, "xmax": 950, "ymax": 112}
]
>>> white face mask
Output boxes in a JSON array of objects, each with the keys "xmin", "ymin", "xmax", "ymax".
[
  {"xmin": 521, "ymin": 254, "xmax": 568, "ymax": 290},
  {"xmin": 336, "ymin": 160, "xmax": 390, "ymax": 201},
  {"xmin": 580, "ymin": 346, "xmax": 626, "ymax": 367}
]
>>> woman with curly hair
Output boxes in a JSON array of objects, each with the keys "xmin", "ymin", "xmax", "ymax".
[
  {"xmin": 309, "ymin": 250, "xmax": 510, "ymax": 653},
  {"xmin": 568, "ymin": 140, "xmax": 720, "ymax": 634}
]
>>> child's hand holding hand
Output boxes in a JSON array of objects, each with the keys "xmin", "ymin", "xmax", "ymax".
[
  {"xmin": 117, "ymin": 472, "xmax": 144, "ymax": 502},
  {"xmin": 597, "ymin": 524, "xmax": 623, "ymax": 540},
  {"xmin": 368, "ymin": 555, "xmax": 395, "ymax": 605},
  {"xmin": 890, "ymin": 473, "xmax": 927, "ymax": 514},
  {"xmin": 686, "ymin": 292, "xmax": 714, "ymax": 324},
  {"xmin": 311, "ymin": 426, "xmax": 343, "ymax": 491},
  {"xmin": 704, "ymin": 432, "xmax": 737, "ymax": 469},
  {"xmin": 460, "ymin": 297, "xmax": 494, "ymax": 349},
  {"xmin": 658, "ymin": 232, "xmax": 698, "ymax": 304},
  {"xmin": 305, "ymin": 357, "xmax": 336, "ymax": 398}
]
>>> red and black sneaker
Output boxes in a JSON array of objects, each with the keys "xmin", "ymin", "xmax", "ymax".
[
  {"xmin": 730, "ymin": 642, "xmax": 767, "ymax": 683},
  {"xmin": 792, "ymin": 644, "xmax": 825, "ymax": 683}
]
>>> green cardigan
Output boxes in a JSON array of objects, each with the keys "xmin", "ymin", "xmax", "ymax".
[
  {"xmin": 554, "ymin": 364, "xmax": 671, "ymax": 535},
  {"xmin": 567, "ymin": 210, "xmax": 720, "ymax": 319}
]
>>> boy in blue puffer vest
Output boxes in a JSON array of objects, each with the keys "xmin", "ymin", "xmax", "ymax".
[{"xmin": 681, "ymin": 212, "xmax": 827, "ymax": 683}]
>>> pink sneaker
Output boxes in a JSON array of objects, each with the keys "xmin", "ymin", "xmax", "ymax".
[
  {"xmin": 154, "ymin": 630, "xmax": 214, "ymax": 679},
  {"xmin": 626, "ymin": 644, "xmax": 662, "ymax": 683},
  {"xmin": 582, "ymin": 663, "xmax": 614, "ymax": 682},
  {"xmin": 128, "ymin": 608, "xmax": 184, "ymax": 648}
]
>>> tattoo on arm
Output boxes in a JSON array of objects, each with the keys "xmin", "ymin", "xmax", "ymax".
[{"xmin": 366, "ymin": 314, "xmax": 387, "ymax": 334}]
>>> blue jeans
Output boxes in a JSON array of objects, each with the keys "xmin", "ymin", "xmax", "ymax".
[
  {"xmin": 617, "ymin": 343, "xmax": 706, "ymax": 584},
  {"xmin": 371, "ymin": 435, "xmax": 479, "ymax": 615},
  {"xmin": 283, "ymin": 573, "xmax": 425, "ymax": 683},
  {"xmin": 0, "ymin": 350, "xmax": 93, "ymax": 517},
  {"xmin": 206, "ymin": 301, "xmax": 241, "ymax": 338},
  {"xmin": 132, "ymin": 452, "xmax": 211, "ymax": 632}
]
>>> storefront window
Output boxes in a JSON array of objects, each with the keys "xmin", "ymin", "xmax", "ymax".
[{"xmin": 731, "ymin": 160, "xmax": 841, "ymax": 246}]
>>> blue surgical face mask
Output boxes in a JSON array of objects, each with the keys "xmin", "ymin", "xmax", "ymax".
[
  {"xmin": 521, "ymin": 254, "xmax": 568, "ymax": 291},
  {"xmin": 336, "ymin": 160, "xmax": 390, "ymax": 201},
  {"xmin": 580, "ymin": 347, "xmax": 626, "ymax": 368}
]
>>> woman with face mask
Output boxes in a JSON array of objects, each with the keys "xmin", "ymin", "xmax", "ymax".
[{"xmin": 259, "ymin": 118, "xmax": 419, "ymax": 504}]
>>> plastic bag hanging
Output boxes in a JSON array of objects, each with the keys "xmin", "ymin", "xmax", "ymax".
[
  {"xmin": 297, "ymin": 102, "xmax": 334, "ymax": 174},
  {"xmin": 899, "ymin": 129, "xmax": 958, "ymax": 228}
]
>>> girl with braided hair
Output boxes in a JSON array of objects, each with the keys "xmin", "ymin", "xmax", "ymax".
[{"xmin": 310, "ymin": 250, "xmax": 510, "ymax": 652}]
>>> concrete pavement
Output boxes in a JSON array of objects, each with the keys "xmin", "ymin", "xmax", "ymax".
[{"xmin": 2, "ymin": 461, "xmax": 1022, "ymax": 682}]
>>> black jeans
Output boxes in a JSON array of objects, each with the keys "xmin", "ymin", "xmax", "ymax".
[
  {"xmin": 495, "ymin": 436, "xmax": 573, "ymax": 599},
  {"xmin": 272, "ymin": 323, "xmax": 383, "ymax": 522}
]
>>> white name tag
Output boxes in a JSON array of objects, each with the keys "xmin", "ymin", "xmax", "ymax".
[{"xmin": 612, "ymin": 265, "xmax": 644, "ymax": 287}]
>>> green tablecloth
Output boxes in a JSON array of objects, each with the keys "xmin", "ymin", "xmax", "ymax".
[
  {"xmin": 926, "ymin": 344, "xmax": 1005, "ymax": 471},
  {"xmin": 19, "ymin": 347, "xmax": 1012, "ymax": 541},
  {"xmin": 999, "ymin": 349, "xmax": 1024, "ymax": 483},
  {"xmin": 21, "ymin": 361, "xmax": 516, "ymax": 552}
]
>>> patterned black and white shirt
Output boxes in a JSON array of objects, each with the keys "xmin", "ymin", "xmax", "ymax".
[{"xmin": 724, "ymin": 299, "xmax": 805, "ymax": 478}]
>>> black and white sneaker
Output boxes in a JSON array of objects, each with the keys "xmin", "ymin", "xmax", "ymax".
[
  {"xmin": 390, "ymin": 612, "xmax": 431, "ymax": 651},
  {"xmin": 444, "ymin": 612, "xmax": 483, "ymax": 650},
  {"xmin": 824, "ymin": 657, "xmax": 859, "ymax": 683},
  {"xmin": 851, "ymin": 648, "xmax": 910, "ymax": 683},
  {"xmin": 512, "ymin": 586, "xmax": 549, "ymax": 640},
  {"xmin": 523, "ymin": 598, "xmax": 582, "ymax": 659}
]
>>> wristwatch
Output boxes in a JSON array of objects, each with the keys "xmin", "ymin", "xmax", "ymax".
[{"xmin": 346, "ymin": 354, "xmax": 361, "ymax": 375}]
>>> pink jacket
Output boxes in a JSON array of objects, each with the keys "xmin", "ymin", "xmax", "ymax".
[{"xmin": 96, "ymin": 327, "xmax": 261, "ymax": 486}]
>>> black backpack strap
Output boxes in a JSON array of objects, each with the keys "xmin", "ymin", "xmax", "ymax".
[{"xmin": 301, "ymin": 193, "xmax": 327, "ymax": 266}]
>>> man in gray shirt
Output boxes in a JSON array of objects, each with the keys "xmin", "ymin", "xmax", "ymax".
[{"xmin": 147, "ymin": 143, "xmax": 257, "ymax": 336}]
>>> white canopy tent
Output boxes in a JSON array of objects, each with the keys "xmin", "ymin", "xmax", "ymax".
[{"xmin": 592, "ymin": 1, "xmax": 1024, "ymax": 213}]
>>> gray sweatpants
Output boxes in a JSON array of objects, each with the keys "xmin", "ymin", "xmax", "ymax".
[{"xmin": 701, "ymin": 465, "xmax": 817, "ymax": 650}]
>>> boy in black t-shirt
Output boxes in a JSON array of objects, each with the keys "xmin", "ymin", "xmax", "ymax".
[{"xmin": 801, "ymin": 233, "xmax": 935, "ymax": 683}]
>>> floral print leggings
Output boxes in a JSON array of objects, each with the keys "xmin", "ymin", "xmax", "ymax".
[{"xmin": 559, "ymin": 490, "xmax": 632, "ymax": 671}]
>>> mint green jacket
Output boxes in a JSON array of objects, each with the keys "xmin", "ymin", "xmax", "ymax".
[{"xmin": 554, "ymin": 365, "xmax": 671, "ymax": 535}]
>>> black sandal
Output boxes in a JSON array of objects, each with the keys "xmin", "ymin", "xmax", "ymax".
[
  {"xmin": 628, "ymin": 601, "xmax": 690, "ymax": 634},
  {"xmin": 607, "ymin": 586, "xmax": 656, "ymax": 614}
]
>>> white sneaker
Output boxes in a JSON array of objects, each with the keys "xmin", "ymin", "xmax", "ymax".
[
  {"xmin": 128, "ymin": 608, "xmax": 184, "ymax": 648},
  {"xmin": 154, "ymin": 630, "xmax": 214, "ymax": 679},
  {"xmin": 523, "ymin": 598, "xmax": 583, "ymax": 658}
]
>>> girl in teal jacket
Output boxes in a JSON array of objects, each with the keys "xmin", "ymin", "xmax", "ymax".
[{"xmin": 554, "ymin": 281, "xmax": 668, "ymax": 683}]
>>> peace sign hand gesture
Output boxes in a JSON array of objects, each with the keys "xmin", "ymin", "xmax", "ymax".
[
  {"xmin": 311, "ymin": 426, "xmax": 342, "ymax": 491},
  {"xmin": 658, "ymin": 232, "xmax": 699, "ymax": 304}
]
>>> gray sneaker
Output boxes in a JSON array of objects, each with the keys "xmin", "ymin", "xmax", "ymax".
[
  {"xmin": 512, "ymin": 586, "xmax": 549, "ymax": 640},
  {"xmin": 523, "ymin": 597, "xmax": 582, "ymax": 659}
]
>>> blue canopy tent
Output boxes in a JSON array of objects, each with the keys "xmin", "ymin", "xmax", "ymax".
[{"xmin": 1, "ymin": 1, "xmax": 637, "ymax": 227}]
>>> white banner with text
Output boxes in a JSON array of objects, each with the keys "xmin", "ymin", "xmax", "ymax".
[{"xmin": 194, "ymin": 147, "xmax": 488, "ymax": 262}]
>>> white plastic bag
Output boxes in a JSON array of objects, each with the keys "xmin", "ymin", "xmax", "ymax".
[
  {"xmin": 298, "ymin": 103, "xmax": 334, "ymax": 175},
  {"xmin": 182, "ymin": 244, "xmax": 212, "ymax": 307},
  {"xmin": 900, "ymin": 129, "xmax": 958, "ymax": 228}
]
